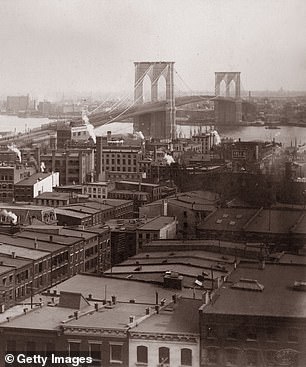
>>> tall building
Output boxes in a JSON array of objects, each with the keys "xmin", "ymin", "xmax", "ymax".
[
  {"xmin": 96, "ymin": 134, "xmax": 143, "ymax": 182},
  {"xmin": 6, "ymin": 95, "xmax": 30, "ymax": 113}
]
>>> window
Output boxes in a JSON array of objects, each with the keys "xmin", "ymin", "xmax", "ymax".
[
  {"xmin": 89, "ymin": 343, "xmax": 102, "ymax": 362},
  {"xmin": 288, "ymin": 328, "xmax": 298, "ymax": 343},
  {"xmin": 225, "ymin": 349, "xmax": 238, "ymax": 366},
  {"xmin": 246, "ymin": 350, "xmax": 258, "ymax": 366},
  {"xmin": 205, "ymin": 348, "xmax": 218, "ymax": 365},
  {"xmin": 266, "ymin": 327, "xmax": 278, "ymax": 341},
  {"xmin": 69, "ymin": 341, "xmax": 80, "ymax": 357},
  {"xmin": 227, "ymin": 328, "xmax": 238, "ymax": 340},
  {"xmin": 246, "ymin": 328, "xmax": 257, "ymax": 341},
  {"xmin": 110, "ymin": 343, "xmax": 122, "ymax": 363},
  {"xmin": 137, "ymin": 345, "xmax": 148, "ymax": 364},
  {"xmin": 207, "ymin": 325, "xmax": 217, "ymax": 339},
  {"xmin": 159, "ymin": 347, "xmax": 170, "ymax": 365},
  {"xmin": 181, "ymin": 348, "xmax": 192, "ymax": 366}
]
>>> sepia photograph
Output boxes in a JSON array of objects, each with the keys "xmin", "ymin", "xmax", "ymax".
[{"xmin": 0, "ymin": 0, "xmax": 305, "ymax": 366}]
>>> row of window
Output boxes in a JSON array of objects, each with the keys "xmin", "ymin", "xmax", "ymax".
[
  {"xmin": 206, "ymin": 325, "xmax": 299, "ymax": 342},
  {"xmin": 136, "ymin": 346, "xmax": 192, "ymax": 366},
  {"xmin": 203, "ymin": 347, "xmax": 298, "ymax": 367}
]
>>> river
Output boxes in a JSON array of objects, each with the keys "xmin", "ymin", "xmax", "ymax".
[{"xmin": 0, "ymin": 115, "xmax": 305, "ymax": 147}]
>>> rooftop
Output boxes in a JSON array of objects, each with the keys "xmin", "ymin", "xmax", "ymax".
[
  {"xmin": 0, "ymin": 233, "xmax": 65, "ymax": 253},
  {"xmin": 15, "ymin": 173, "xmax": 52, "ymax": 186},
  {"xmin": 59, "ymin": 205, "xmax": 100, "ymax": 215},
  {"xmin": 0, "ymin": 254, "xmax": 32, "ymax": 268},
  {"xmin": 132, "ymin": 298, "xmax": 202, "ymax": 335},
  {"xmin": 50, "ymin": 274, "xmax": 187, "ymax": 304},
  {"xmin": 0, "ymin": 265, "xmax": 14, "ymax": 276},
  {"xmin": 138, "ymin": 216, "xmax": 176, "ymax": 231},
  {"xmin": 0, "ymin": 243, "xmax": 48, "ymax": 260},
  {"xmin": 202, "ymin": 263, "xmax": 306, "ymax": 318},
  {"xmin": 55, "ymin": 208, "xmax": 91, "ymax": 219}
]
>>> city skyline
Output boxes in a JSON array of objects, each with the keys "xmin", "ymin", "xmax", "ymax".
[{"xmin": 0, "ymin": 0, "xmax": 305, "ymax": 100}]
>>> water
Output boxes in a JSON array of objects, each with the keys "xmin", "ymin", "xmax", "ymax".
[
  {"xmin": 1, "ymin": 115, "xmax": 305, "ymax": 147},
  {"xmin": 0, "ymin": 115, "xmax": 50, "ymax": 134}
]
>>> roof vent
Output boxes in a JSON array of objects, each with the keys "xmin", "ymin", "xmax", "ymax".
[{"xmin": 231, "ymin": 278, "xmax": 264, "ymax": 292}]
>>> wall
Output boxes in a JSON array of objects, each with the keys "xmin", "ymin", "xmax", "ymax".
[{"xmin": 129, "ymin": 338, "xmax": 199, "ymax": 367}]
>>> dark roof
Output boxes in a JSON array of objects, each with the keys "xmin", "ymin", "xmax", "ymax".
[
  {"xmin": 202, "ymin": 263, "xmax": 306, "ymax": 318},
  {"xmin": 132, "ymin": 298, "xmax": 202, "ymax": 335},
  {"xmin": 15, "ymin": 173, "xmax": 52, "ymax": 186}
]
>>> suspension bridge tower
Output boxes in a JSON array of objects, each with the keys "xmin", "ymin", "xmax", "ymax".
[
  {"xmin": 214, "ymin": 72, "xmax": 242, "ymax": 125},
  {"xmin": 133, "ymin": 61, "xmax": 176, "ymax": 140}
]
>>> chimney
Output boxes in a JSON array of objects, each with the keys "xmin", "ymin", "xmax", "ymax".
[
  {"xmin": 49, "ymin": 235, "xmax": 53, "ymax": 242},
  {"xmin": 23, "ymin": 308, "xmax": 28, "ymax": 314},
  {"xmin": 161, "ymin": 298, "xmax": 166, "ymax": 306},
  {"xmin": 155, "ymin": 305, "xmax": 160, "ymax": 314},
  {"xmin": 74, "ymin": 311, "xmax": 79, "ymax": 320},
  {"xmin": 107, "ymin": 131, "xmax": 111, "ymax": 141},
  {"xmin": 94, "ymin": 303, "xmax": 99, "ymax": 311},
  {"xmin": 172, "ymin": 294, "xmax": 177, "ymax": 304},
  {"xmin": 88, "ymin": 294, "xmax": 92, "ymax": 300},
  {"xmin": 129, "ymin": 315, "xmax": 135, "ymax": 324},
  {"xmin": 259, "ymin": 259, "xmax": 265, "ymax": 270},
  {"xmin": 155, "ymin": 291, "xmax": 159, "ymax": 305},
  {"xmin": 34, "ymin": 238, "xmax": 38, "ymax": 249},
  {"xmin": 145, "ymin": 307, "xmax": 150, "ymax": 315},
  {"xmin": 111, "ymin": 295, "xmax": 117, "ymax": 305},
  {"xmin": 202, "ymin": 291, "xmax": 210, "ymax": 305},
  {"xmin": 12, "ymin": 251, "xmax": 16, "ymax": 259}
]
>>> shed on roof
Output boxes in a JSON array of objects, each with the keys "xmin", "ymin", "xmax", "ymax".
[{"xmin": 58, "ymin": 291, "xmax": 90, "ymax": 310}]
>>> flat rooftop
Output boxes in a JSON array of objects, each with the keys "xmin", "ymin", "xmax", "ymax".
[
  {"xmin": 132, "ymin": 298, "xmax": 202, "ymax": 335},
  {"xmin": 50, "ymin": 274, "xmax": 188, "ymax": 304},
  {"xmin": 0, "ymin": 254, "xmax": 33, "ymax": 268},
  {"xmin": 0, "ymin": 234, "xmax": 64, "ymax": 253},
  {"xmin": 15, "ymin": 173, "xmax": 52, "ymax": 186},
  {"xmin": 60, "ymin": 205, "xmax": 100, "ymax": 215},
  {"xmin": 55, "ymin": 208, "xmax": 91, "ymax": 219},
  {"xmin": 0, "ymin": 243, "xmax": 48, "ymax": 260},
  {"xmin": 15, "ymin": 231, "xmax": 81, "ymax": 246},
  {"xmin": 202, "ymin": 263, "xmax": 306, "ymax": 318},
  {"xmin": 0, "ymin": 265, "xmax": 14, "ymax": 276},
  {"xmin": 138, "ymin": 216, "xmax": 176, "ymax": 231}
]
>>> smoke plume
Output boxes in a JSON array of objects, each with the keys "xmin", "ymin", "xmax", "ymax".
[
  {"xmin": 40, "ymin": 162, "xmax": 46, "ymax": 172},
  {"xmin": 212, "ymin": 130, "xmax": 221, "ymax": 145},
  {"xmin": 0, "ymin": 209, "xmax": 18, "ymax": 225},
  {"xmin": 135, "ymin": 131, "xmax": 145, "ymax": 140},
  {"xmin": 82, "ymin": 110, "xmax": 96, "ymax": 144},
  {"xmin": 164, "ymin": 153, "xmax": 175, "ymax": 165},
  {"xmin": 7, "ymin": 143, "xmax": 21, "ymax": 163}
]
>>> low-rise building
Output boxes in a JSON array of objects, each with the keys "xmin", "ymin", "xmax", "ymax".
[
  {"xmin": 140, "ymin": 190, "xmax": 220, "ymax": 239},
  {"xmin": 82, "ymin": 181, "xmax": 115, "ymax": 199},
  {"xmin": 200, "ymin": 263, "xmax": 306, "ymax": 367},
  {"xmin": 14, "ymin": 172, "xmax": 59, "ymax": 202}
]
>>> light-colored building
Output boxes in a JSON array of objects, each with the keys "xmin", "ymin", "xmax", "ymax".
[
  {"xmin": 129, "ymin": 298, "xmax": 201, "ymax": 367},
  {"xmin": 14, "ymin": 172, "xmax": 59, "ymax": 202},
  {"xmin": 82, "ymin": 181, "xmax": 115, "ymax": 199}
]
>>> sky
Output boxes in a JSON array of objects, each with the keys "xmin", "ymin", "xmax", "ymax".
[{"xmin": 0, "ymin": 0, "xmax": 305, "ymax": 100}]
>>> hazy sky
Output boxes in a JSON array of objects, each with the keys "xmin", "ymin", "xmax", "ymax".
[{"xmin": 0, "ymin": 0, "xmax": 305, "ymax": 99}]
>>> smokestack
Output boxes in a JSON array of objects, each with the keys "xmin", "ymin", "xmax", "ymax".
[{"xmin": 155, "ymin": 291, "xmax": 159, "ymax": 305}]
